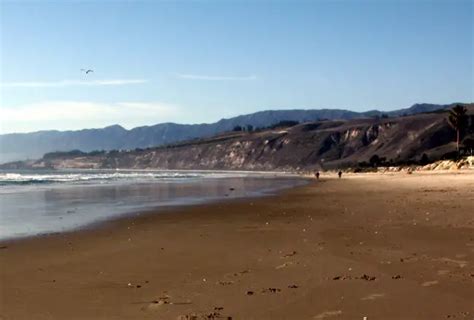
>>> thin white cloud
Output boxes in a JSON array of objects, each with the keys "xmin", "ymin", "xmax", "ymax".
[
  {"xmin": 175, "ymin": 73, "xmax": 257, "ymax": 81},
  {"xmin": 0, "ymin": 79, "xmax": 147, "ymax": 88},
  {"xmin": 0, "ymin": 101, "xmax": 181, "ymax": 134}
]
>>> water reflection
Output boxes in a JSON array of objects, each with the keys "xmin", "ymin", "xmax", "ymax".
[{"xmin": 0, "ymin": 176, "xmax": 305, "ymax": 240}]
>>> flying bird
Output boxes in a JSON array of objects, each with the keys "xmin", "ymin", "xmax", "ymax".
[{"xmin": 80, "ymin": 69, "xmax": 94, "ymax": 74}]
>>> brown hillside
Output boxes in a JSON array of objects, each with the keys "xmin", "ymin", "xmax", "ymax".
[{"xmin": 4, "ymin": 106, "xmax": 473, "ymax": 171}]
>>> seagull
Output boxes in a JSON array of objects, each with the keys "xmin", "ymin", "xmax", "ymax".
[{"xmin": 80, "ymin": 69, "xmax": 94, "ymax": 74}]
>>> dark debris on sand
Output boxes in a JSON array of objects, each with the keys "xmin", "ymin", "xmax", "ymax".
[
  {"xmin": 332, "ymin": 274, "xmax": 376, "ymax": 281},
  {"xmin": 178, "ymin": 306, "xmax": 232, "ymax": 320}
]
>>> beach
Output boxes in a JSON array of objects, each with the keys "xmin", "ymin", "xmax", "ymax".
[
  {"xmin": 1, "ymin": 172, "xmax": 473, "ymax": 319},
  {"xmin": 0, "ymin": 170, "xmax": 305, "ymax": 240}
]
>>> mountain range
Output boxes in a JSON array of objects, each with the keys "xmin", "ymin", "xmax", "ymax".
[
  {"xmin": 0, "ymin": 103, "xmax": 460, "ymax": 163},
  {"xmin": 5, "ymin": 104, "xmax": 473, "ymax": 171}
]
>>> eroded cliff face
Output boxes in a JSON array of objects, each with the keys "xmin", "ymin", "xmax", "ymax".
[
  {"xmin": 15, "ymin": 110, "xmax": 472, "ymax": 172},
  {"xmin": 1, "ymin": 103, "xmax": 459, "ymax": 163}
]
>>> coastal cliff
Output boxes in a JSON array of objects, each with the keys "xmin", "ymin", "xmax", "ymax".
[
  {"xmin": 6, "ymin": 107, "xmax": 473, "ymax": 171},
  {"xmin": 0, "ymin": 103, "xmax": 459, "ymax": 163}
]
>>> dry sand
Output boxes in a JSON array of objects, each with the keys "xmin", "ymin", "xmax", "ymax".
[{"xmin": 1, "ymin": 172, "xmax": 473, "ymax": 319}]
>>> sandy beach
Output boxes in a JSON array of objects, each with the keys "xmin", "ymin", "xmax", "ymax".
[{"xmin": 1, "ymin": 172, "xmax": 473, "ymax": 320}]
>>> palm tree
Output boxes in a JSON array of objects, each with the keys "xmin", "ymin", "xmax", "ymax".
[{"xmin": 448, "ymin": 104, "xmax": 468, "ymax": 153}]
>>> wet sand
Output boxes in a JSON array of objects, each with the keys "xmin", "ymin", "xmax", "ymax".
[{"xmin": 1, "ymin": 172, "xmax": 473, "ymax": 319}]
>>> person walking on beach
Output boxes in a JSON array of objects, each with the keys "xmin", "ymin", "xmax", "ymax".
[
  {"xmin": 315, "ymin": 171, "xmax": 320, "ymax": 180},
  {"xmin": 338, "ymin": 170, "xmax": 342, "ymax": 179}
]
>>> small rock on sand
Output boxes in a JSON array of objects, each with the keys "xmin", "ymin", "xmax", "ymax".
[{"xmin": 359, "ymin": 274, "xmax": 376, "ymax": 281}]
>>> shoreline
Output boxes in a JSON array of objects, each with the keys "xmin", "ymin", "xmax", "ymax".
[
  {"xmin": 1, "ymin": 172, "xmax": 473, "ymax": 319},
  {"xmin": 0, "ymin": 179, "xmax": 311, "ymax": 245},
  {"xmin": 0, "ymin": 172, "xmax": 309, "ymax": 242}
]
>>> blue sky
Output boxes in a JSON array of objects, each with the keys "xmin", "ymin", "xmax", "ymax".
[{"xmin": 0, "ymin": 0, "xmax": 472, "ymax": 133}]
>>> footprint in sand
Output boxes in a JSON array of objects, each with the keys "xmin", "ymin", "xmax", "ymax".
[
  {"xmin": 313, "ymin": 310, "xmax": 343, "ymax": 319},
  {"xmin": 421, "ymin": 280, "xmax": 439, "ymax": 287},
  {"xmin": 282, "ymin": 250, "xmax": 297, "ymax": 258},
  {"xmin": 438, "ymin": 257, "xmax": 468, "ymax": 268},
  {"xmin": 143, "ymin": 302, "xmax": 164, "ymax": 311},
  {"xmin": 276, "ymin": 261, "xmax": 294, "ymax": 269},
  {"xmin": 361, "ymin": 293, "xmax": 385, "ymax": 300},
  {"xmin": 142, "ymin": 296, "xmax": 192, "ymax": 312},
  {"xmin": 142, "ymin": 297, "xmax": 170, "ymax": 311},
  {"xmin": 234, "ymin": 269, "xmax": 251, "ymax": 276}
]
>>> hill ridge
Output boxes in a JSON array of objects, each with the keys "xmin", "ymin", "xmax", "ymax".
[{"xmin": 0, "ymin": 103, "xmax": 463, "ymax": 163}]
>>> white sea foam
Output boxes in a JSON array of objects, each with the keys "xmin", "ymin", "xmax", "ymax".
[{"xmin": 0, "ymin": 170, "xmax": 273, "ymax": 186}]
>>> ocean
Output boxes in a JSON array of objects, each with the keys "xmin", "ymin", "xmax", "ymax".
[{"xmin": 0, "ymin": 169, "xmax": 306, "ymax": 240}]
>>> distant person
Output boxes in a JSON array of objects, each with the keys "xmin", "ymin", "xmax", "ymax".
[
  {"xmin": 338, "ymin": 171, "xmax": 342, "ymax": 179},
  {"xmin": 315, "ymin": 171, "xmax": 320, "ymax": 180}
]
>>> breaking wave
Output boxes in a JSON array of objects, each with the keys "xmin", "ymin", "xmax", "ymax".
[{"xmin": 0, "ymin": 170, "xmax": 244, "ymax": 186}]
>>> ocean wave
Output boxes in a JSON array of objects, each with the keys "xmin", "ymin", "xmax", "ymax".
[{"xmin": 0, "ymin": 171, "xmax": 208, "ymax": 186}]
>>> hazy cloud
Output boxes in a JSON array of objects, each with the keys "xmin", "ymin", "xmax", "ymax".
[
  {"xmin": 0, "ymin": 79, "xmax": 147, "ymax": 88},
  {"xmin": 175, "ymin": 73, "xmax": 257, "ymax": 81},
  {"xmin": 0, "ymin": 101, "xmax": 181, "ymax": 133}
]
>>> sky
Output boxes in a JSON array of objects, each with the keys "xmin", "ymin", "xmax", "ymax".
[{"xmin": 0, "ymin": 0, "xmax": 472, "ymax": 134}]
